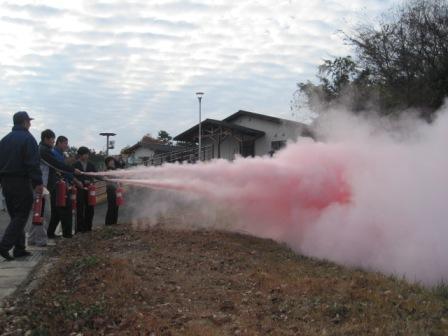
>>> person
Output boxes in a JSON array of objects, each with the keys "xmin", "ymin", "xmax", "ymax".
[
  {"xmin": 28, "ymin": 129, "xmax": 56, "ymax": 247},
  {"xmin": 46, "ymin": 135, "xmax": 81, "ymax": 239},
  {"xmin": 0, "ymin": 111, "xmax": 43, "ymax": 261},
  {"xmin": 0, "ymin": 184, "xmax": 6, "ymax": 211},
  {"xmin": 104, "ymin": 157, "xmax": 119, "ymax": 225},
  {"xmin": 73, "ymin": 147, "xmax": 97, "ymax": 233}
]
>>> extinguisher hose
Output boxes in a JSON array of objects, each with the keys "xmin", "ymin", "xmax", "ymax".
[{"xmin": 40, "ymin": 159, "xmax": 77, "ymax": 175}]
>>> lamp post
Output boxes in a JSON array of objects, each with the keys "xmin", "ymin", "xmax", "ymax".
[
  {"xmin": 196, "ymin": 92, "xmax": 204, "ymax": 161},
  {"xmin": 99, "ymin": 132, "xmax": 116, "ymax": 156}
]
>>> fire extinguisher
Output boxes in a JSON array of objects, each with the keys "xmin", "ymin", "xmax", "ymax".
[
  {"xmin": 71, "ymin": 185, "xmax": 77, "ymax": 213},
  {"xmin": 88, "ymin": 183, "xmax": 96, "ymax": 206},
  {"xmin": 32, "ymin": 192, "xmax": 43, "ymax": 224},
  {"xmin": 116, "ymin": 184, "xmax": 124, "ymax": 206},
  {"xmin": 56, "ymin": 179, "xmax": 67, "ymax": 207}
]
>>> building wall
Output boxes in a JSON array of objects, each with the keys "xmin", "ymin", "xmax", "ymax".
[
  {"xmin": 231, "ymin": 115, "xmax": 304, "ymax": 156},
  {"xmin": 128, "ymin": 147, "xmax": 155, "ymax": 164},
  {"xmin": 219, "ymin": 136, "xmax": 240, "ymax": 160},
  {"xmin": 202, "ymin": 136, "xmax": 240, "ymax": 161}
]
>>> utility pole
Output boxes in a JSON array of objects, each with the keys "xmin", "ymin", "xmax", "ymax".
[
  {"xmin": 196, "ymin": 92, "xmax": 204, "ymax": 161},
  {"xmin": 99, "ymin": 132, "xmax": 116, "ymax": 156}
]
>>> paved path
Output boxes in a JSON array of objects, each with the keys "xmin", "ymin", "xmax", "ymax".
[
  {"xmin": 0, "ymin": 246, "xmax": 46, "ymax": 300},
  {"xmin": 0, "ymin": 201, "xmax": 135, "ymax": 304}
]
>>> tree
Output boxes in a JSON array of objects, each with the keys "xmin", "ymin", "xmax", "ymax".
[
  {"xmin": 157, "ymin": 130, "xmax": 173, "ymax": 145},
  {"xmin": 296, "ymin": 56, "xmax": 375, "ymax": 113},
  {"xmin": 296, "ymin": 0, "xmax": 448, "ymax": 121},
  {"xmin": 89, "ymin": 149, "xmax": 107, "ymax": 171},
  {"xmin": 67, "ymin": 146, "xmax": 78, "ymax": 159},
  {"xmin": 120, "ymin": 145, "xmax": 130, "ymax": 154}
]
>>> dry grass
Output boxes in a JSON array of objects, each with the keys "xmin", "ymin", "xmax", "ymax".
[{"xmin": 1, "ymin": 223, "xmax": 448, "ymax": 335}]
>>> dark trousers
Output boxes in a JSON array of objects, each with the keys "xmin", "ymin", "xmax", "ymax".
[
  {"xmin": 0, "ymin": 177, "xmax": 33, "ymax": 252},
  {"xmin": 47, "ymin": 190, "xmax": 73, "ymax": 237},
  {"xmin": 76, "ymin": 189, "xmax": 94, "ymax": 233},
  {"xmin": 105, "ymin": 186, "xmax": 119, "ymax": 225}
]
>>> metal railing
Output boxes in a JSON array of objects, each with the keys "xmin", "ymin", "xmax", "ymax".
[{"xmin": 142, "ymin": 144, "xmax": 214, "ymax": 166}]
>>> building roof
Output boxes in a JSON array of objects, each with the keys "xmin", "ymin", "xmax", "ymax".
[
  {"xmin": 173, "ymin": 118, "xmax": 265, "ymax": 142},
  {"xmin": 223, "ymin": 110, "xmax": 306, "ymax": 126},
  {"xmin": 122, "ymin": 135, "xmax": 183, "ymax": 155}
]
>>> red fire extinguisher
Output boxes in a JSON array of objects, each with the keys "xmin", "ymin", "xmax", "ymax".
[
  {"xmin": 88, "ymin": 183, "xmax": 96, "ymax": 206},
  {"xmin": 71, "ymin": 185, "xmax": 77, "ymax": 213},
  {"xmin": 116, "ymin": 184, "xmax": 124, "ymax": 206},
  {"xmin": 56, "ymin": 179, "xmax": 67, "ymax": 207},
  {"xmin": 32, "ymin": 192, "xmax": 43, "ymax": 224}
]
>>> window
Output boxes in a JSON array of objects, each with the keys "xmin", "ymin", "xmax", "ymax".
[{"xmin": 271, "ymin": 140, "xmax": 286, "ymax": 151}]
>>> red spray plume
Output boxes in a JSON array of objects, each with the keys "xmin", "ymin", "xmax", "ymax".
[{"xmin": 108, "ymin": 142, "xmax": 352, "ymax": 239}]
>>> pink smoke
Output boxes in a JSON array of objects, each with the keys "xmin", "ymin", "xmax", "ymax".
[{"xmin": 100, "ymin": 109, "xmax": 448, "ymax": 285}]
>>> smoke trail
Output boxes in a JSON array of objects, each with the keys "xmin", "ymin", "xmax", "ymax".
[{"xmin": 98, "ymin": 108, "xmax": 448, "ymax": 285}]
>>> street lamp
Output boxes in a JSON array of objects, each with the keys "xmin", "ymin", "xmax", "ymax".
[
  {"xmin": 196, "ymin": 91, "xmax": 204, "ymax": 161},
  {"xmin": 99, "ymin": 132, "xmax": 116, "ymax": 156}
]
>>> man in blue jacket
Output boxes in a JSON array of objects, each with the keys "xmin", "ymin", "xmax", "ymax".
[
  {"xmin": 0, "ymin": 111, "xmax": 43, "ymax": 261},
  {"xmin": 47, "ymin": 135, "xmax": 81, "ymax": 238}
]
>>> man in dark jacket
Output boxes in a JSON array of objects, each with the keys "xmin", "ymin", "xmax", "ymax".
[
  {"xmin": 39, "ymin": 131, "xmax": 81, "ymax": 238},
  {"xmin": 104, "ymin": 156, "xmax": 119, "ymax": 225},
  {"xmin": 0, "ymin": 111, "xmax": 43, "ymax": 261},
  {"xmin": 73, "ymin": 147, "xmax": 97, "ymax": 233}
]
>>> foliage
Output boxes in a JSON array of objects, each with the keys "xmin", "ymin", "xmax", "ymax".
[
  {"xmin": 157, "ymin": 130, "xmax": 173, "ymax": 145},
  {"xmin": 88, "ymin": 149, "xmax": 106, "ymax": 171},
  {"xmin": 297, "ymin": 0, "xmax": 448, "ymax": 121},
  {"xmin": 120, "ymin": 145, "xmax": 130, "ymax": 154},
  {"xmin": 66, "ymin": 146, "xmax": 78, "ymax": 159}
]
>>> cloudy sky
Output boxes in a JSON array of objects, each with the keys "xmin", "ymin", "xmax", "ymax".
[{"xmin": 0, "ymin": 0, "xmax": 394, "ymax": 153}]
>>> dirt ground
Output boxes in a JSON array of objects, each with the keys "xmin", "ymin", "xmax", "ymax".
[{"xmin": 1, "ymin": 223, "xmax": 448, "ymax": 336}]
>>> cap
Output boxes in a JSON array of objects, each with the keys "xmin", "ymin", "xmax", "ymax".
[{"xmin": 13, "ymin": 111, "xmax": 34, "ymax": 125}]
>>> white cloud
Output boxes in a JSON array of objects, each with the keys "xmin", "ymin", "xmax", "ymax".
[{"xmin": 0, "ymin": 0, "xmax": 393, "ymax": 150}]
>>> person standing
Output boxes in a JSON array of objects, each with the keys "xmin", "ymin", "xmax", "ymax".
[
  {"xmin": 28, "ymin": 129, "xmax": 56, "ymax": 247},
  {"xmin": 46, "ymin": 135, "xmax": 81, "ymax": 239},
  {"xmin": 0, "ymin": 111, "xmax": 43, "ymax": 261},
  {"xmin": 73, "ymin": 147, "xmax": 97, "ymax": 233},
  {"xmin": 104, "ymin": 157, "xmax": 119, "ymax": 225}
]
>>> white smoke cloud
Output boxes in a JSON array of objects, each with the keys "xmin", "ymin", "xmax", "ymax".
[{"xmin": 111, "ymin": 105, "xmax": 448, "ymax": 286}]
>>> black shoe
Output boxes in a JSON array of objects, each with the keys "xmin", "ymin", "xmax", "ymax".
[
  {"xmin": 13, "ymin": 250, "xmax": 32, "ymax": 258},
  {"xmin": 63, "ymin": 234, "xmax": 73, "ymax": 238},
  {"xmin": 0, "ymin": 249, "xmax": 14, "ymax": 261}
]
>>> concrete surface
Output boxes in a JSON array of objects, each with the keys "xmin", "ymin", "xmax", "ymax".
[{"xmin": 0, "ymin": 200, "xmax": 135, "ymax": 304}]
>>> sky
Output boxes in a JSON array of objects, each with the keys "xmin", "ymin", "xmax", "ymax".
[{"xmin": 0, "ymin": 0, "xmax": 394, "ymax": 153}]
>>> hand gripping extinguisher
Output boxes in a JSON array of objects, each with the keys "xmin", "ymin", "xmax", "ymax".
[
  {"xmin": 116, "ymin": 183, "xmax": 124, "ymax": 206},
  {"xmin": 88, "ymin": 183, "xmax": 96, "ymax": 206},
  {"xmin": 70, "ymin": 185, "xmax": 77, "ymax": 214},
  {"xmin": 56, "ymin": 179, "xmax": 67, "ymax": 207},
  {"xmin": 32, "ymin": 192, "xmax": 43, "ymax": 224}
]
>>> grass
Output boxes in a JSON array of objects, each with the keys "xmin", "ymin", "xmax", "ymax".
[
  {"xmin": 434, "ymin": 282, "xmax": 448, "ymax": 300},
  {"xmin": 1, "ymin": 224, "xmax": 448, "ymax": 335}
]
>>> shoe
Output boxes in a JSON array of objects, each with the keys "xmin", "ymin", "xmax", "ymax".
[
  {"xmin": 13, "ymin": 250, "xmax": 32, "ymax": 258},
  {"xmin": 0, "ymin": 249, "xmax": 14, "ymax": 261},
  {"xmin": 63, "ymin": 234, "xmax": 73, "ymax": 239}
]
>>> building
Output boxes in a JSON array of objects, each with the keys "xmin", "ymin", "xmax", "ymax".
[
  {"xmin": 174, "ymin": 110, "xmax": 312, "ymax": 161},
  {"xmin": 121, "ymin": 135, "xmax": 186, "ymax": 166}
]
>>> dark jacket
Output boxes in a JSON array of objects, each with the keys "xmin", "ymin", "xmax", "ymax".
[
  {"xmin": 105, "ymin": 166, "xmax": 117, "ymax": 193},
  {"xmin": 39, "ymin": 142, "xmax": 75, "ymax": 191},
  {"xmin": 52, "ymin": 147, "xmax": 73, "ymax": 183},
  {"xmin": 0, "ymin": 125, "xmax": 42, "ymax": 187},
  {"xmin": 73, "ymin": 160, "xmax": 97, "ymax": 185}
]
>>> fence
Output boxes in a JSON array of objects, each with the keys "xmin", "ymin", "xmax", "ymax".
[{"xmin": 142, "ymin": 144, "xmax": 214, "ymax": 166}]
